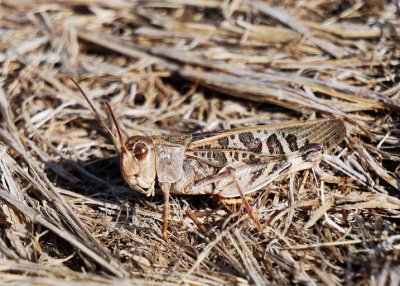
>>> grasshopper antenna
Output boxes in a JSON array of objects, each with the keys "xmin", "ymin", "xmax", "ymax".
[
  {"xmin": 105, "ymin": 101, "xmax": 127, "ymax": 152},
  {"xmin": 71, "ymin": 78, "xmax": 123, "ymax": 151}
]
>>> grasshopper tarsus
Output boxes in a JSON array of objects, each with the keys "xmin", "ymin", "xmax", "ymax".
[
  {"xmin": 185, "ymin": 209, "xmax": 212, "ymax": 238},
  {"xmin": 162, "ymin": 231, "xmax": 171, "ymax": 244}
]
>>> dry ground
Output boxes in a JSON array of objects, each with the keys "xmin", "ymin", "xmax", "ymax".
[{"xmin": 0, "ymin": 1, "xmax": 399, "ymax": 285}]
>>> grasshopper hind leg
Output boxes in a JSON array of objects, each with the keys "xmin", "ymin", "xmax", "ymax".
[{"xmin": 228, "ymin": 169, "xmax": 264, "ymax": 231}]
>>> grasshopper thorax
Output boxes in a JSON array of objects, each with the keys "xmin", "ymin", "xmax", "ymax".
[{"xmin": 121, "ymin": 136, "xmax": 157, "ymax": 194}]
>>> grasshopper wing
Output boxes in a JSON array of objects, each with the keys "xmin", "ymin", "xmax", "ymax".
[
  {"xmin": 190, "ymin": 144, "xmax": 324, "ymax": 197},
  {"xmin": 185, "ymin": 119, "xmax": 344, "ymax": 167}
]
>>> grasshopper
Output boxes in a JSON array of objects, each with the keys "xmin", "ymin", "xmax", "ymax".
[{"xmin": 72, "ymin": 80, "xmax": 346, "ymax": 242}]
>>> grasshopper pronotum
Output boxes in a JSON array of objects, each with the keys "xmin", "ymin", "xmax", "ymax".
[{"xmin": 72, "ymin": 79, "xmax": 345, "ymax": 242}]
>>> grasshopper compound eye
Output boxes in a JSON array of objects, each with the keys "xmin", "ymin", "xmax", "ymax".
[{"xmin": 134, "ymin": 142, "xmax": 148, "ymax": 160}]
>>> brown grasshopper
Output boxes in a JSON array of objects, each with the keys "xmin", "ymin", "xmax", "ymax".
[{"xmin": 72, "ymin": 79, "xmax": 346, "ymax": 242}]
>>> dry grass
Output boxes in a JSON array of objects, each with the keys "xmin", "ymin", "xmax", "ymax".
[{"xmin": 0, "ymin": 0, "xmax": 399, "ymax": 285}]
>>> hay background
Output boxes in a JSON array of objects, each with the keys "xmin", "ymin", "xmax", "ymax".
[{"xmin": 0, "ymin": 1, "xmax": 399, "ymax": 285}]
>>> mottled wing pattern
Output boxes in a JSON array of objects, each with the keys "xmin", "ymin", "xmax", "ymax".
[
  {"xmin": 190, "ymin": 145, "xmax": 325, "ymax": 197},
  {"xmin": 185, "ymin": 119, "xmax": 345, "ymax": 167}
]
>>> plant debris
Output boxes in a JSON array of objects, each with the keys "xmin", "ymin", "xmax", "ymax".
[{"xmin": 0, "ymin": 1, "xmax": 399, "ymax": 285}]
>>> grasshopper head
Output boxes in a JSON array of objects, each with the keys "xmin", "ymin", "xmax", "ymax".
[
  {"xmin": 121, "ymin": 136, "xmax": 156, "ymax": 194},
  {"xmin": 71, "ymin": 79, "xmax": 157, "ymax": 195}
]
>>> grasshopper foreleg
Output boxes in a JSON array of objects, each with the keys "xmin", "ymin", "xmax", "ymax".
[{"xmin": 160, "ymin": 183, "xmax": 172, "ymax": 244}]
